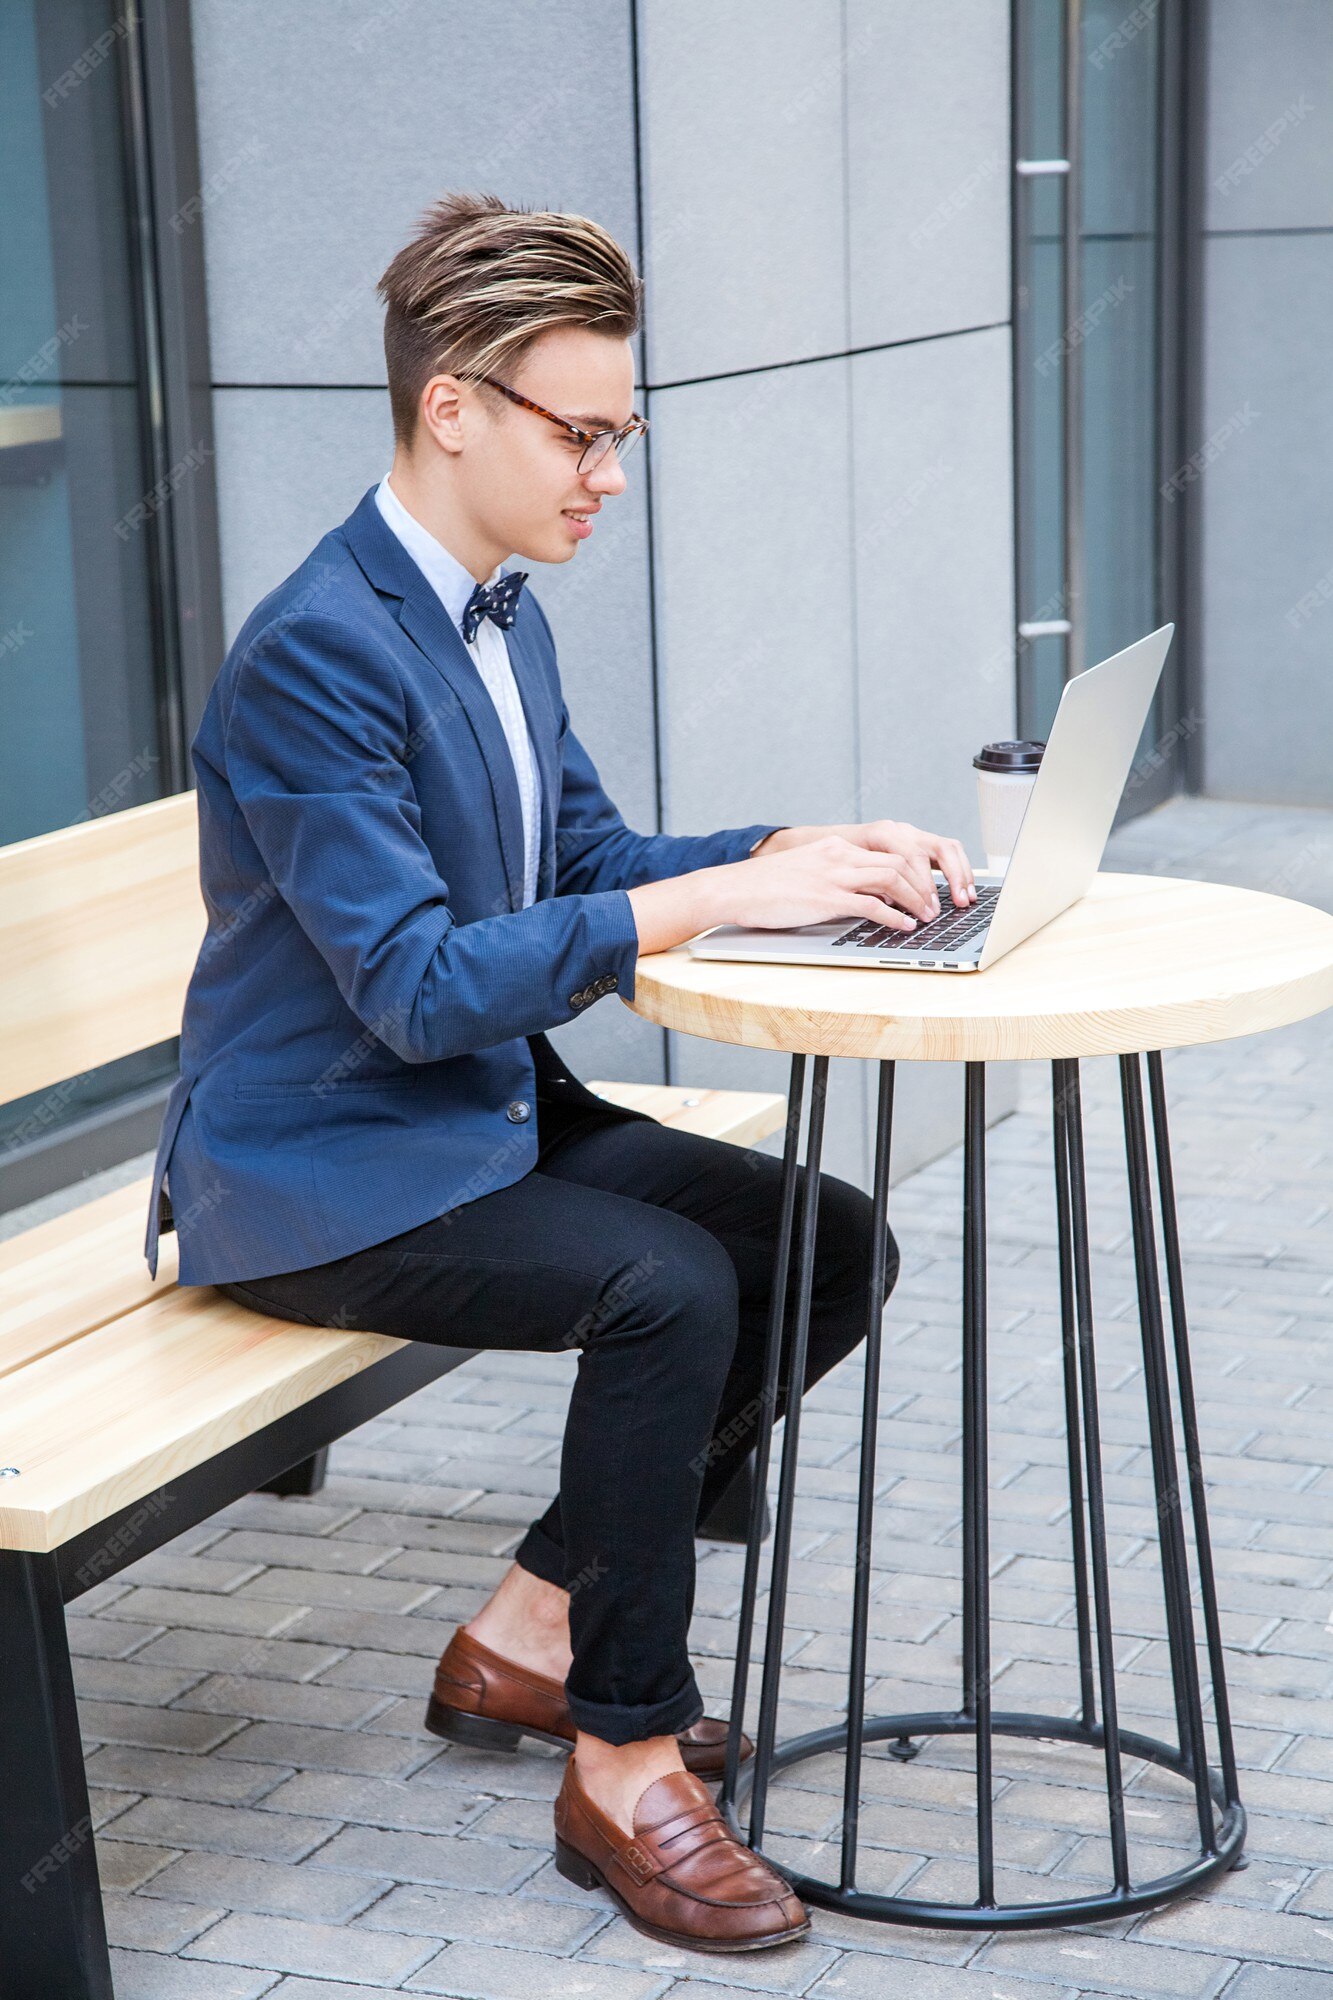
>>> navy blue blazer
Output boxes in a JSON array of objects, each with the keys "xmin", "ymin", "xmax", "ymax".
[{"xmin": 144, "ymin": 487, "xmax": 781, "ymax": 1288}]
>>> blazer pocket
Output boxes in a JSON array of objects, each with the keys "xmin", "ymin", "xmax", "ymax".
[{"xmin": 234, "ymin": 1075, "xmax": 418, "ymax": 1099}]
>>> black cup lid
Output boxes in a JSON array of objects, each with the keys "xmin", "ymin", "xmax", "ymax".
[{"xmin": 973, "ymin": 739, "xmax": 1046, "ymax": 774}]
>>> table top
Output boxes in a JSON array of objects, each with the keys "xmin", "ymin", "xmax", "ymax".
[{"xmin": 625, "ymin": 872, "xmax": 1333, "ymax": 1063}]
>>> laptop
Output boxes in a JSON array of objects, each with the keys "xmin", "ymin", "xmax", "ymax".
[{"xmin": 687, "ymin": 624, "xmax": 1173, "ymax": 975}]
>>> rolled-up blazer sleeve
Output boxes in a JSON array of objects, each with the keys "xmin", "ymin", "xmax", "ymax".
[{"xmin": 223, "ymin": 613, "xmax": 641, "ymax": 1061}]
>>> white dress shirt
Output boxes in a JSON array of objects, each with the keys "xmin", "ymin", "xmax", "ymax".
[{"xmin": 375, "ymin": 475, "xmax": 543, "ymax": 908}]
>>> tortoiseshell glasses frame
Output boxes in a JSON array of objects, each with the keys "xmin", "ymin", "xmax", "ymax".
[{"xmin": 476, "ymin": 373, "xmax": 648, "ymax": 475}]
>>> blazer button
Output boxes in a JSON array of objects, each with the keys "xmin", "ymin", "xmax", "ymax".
[
  {"xmin": 569, "ymin": 989, "xmax": 586, "ymax": 1009},
  {"xmin": 506, "ymin": 1100, "xmax": 531, "ymax": 1123}
]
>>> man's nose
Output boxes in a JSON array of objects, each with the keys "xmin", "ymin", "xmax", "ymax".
[{"xmin": 585, "ymin": 452, "xmax": 629, "ymax": 499}]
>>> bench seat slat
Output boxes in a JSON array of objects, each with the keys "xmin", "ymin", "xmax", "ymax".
[
  {"xmin": 0, "ymin": 1290, "xmax": 405, "ymax": 1553},
  {"xmin": 586, "ymin": 1081, "xmax": 786, "ymax": 1149},
  {"xmin": 0, "ymin": 1179, "xmax": 174, "ymax": 1380}
]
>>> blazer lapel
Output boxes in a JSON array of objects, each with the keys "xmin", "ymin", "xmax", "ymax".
[
  {"xmin": 342, "ymin": 488, "xmax": 532, "ymax": 913},
  {"xmin": 397, "ymin": 584, "xmax": 528, "ymax": 913}
]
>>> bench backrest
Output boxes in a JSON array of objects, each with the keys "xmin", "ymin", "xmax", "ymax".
[{"xmin": 0, "ymin": 792, "xmax": 204, "ymax": 1109}]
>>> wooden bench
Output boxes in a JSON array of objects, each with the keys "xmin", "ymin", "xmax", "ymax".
[{"xmin": 0, "ymin": 790, "xmax": 786, "ymax": 2000}]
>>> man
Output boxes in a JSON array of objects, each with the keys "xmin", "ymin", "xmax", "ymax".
[{"xmin": 145, "ymin": 191, "xmax": 975, "ymax": 1952}]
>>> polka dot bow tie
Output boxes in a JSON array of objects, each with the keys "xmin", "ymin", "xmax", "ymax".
[{"xmin": 461, "ymin": 569, "xmax": 529, "ymax": 646}]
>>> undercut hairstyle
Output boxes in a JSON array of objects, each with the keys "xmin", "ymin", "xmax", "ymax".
[{"xmin": 377, "ymin": 191, "xmax": 643, "ymax": 445}]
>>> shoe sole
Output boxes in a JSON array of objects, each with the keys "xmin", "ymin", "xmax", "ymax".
[
  {"xmin": 554, "ymin": 1834, "xmax": 811, "ymax": 1953},
  {"xmin": 425, "ymin": 1695, "xmax": 570, "ymax": 1755},
  {"xmin": 424, "ymin": 1696, "xmax": 752, "ymax": 1776}
]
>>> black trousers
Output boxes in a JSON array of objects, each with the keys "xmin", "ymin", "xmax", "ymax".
[{"xmin": 216, "ymin": 1042, "xmax": 899, "ymax": 1745}]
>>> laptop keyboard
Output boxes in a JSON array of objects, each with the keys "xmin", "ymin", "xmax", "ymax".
[{"xmin": 830, "ymin": 884, "xmax": 1001, "ymax": 955}]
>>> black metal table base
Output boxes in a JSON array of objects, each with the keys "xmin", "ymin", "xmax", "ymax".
[{"xmin": 719, "ymin": 1050, "xmax": 1246, "ymax": 1930}]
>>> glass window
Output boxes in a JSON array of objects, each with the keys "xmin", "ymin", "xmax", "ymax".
[
  {"xmin": 0, "ymin": 0, "xmax": 169, "ymax": 845},
  {"xmin": 0, "ymin": 0, "xmax": 219, "ymax": 1194},
  {"xmin": 1014, "ymin": 0, "xmax": 1184, "ymax": 802}
]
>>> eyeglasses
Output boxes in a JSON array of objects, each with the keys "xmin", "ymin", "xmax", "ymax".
[{"xmin": 477, "ymin": 373, "xmax": 648, "ymax": 475}]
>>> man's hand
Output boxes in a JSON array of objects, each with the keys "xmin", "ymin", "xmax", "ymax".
[
  {"xmin": 625, "ymin": 818, "xmax": 977, "ymax": 958},
  {"xmin": 750, "ymin": 820, "xmax": 976, "ymax": 913}
]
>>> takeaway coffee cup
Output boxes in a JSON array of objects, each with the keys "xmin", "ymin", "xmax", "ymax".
[{"xmin": 973, "ymin": 740, "xmax": 1045, "ymax": 874}]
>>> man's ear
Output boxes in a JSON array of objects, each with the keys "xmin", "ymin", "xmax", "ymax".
[{"xmin": 418, "ymin": 374, "xmax": 467, "ymax": 457}]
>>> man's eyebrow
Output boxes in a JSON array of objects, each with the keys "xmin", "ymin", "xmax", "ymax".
[{"xmin": 565, "ymin": 410, "xmax": 629, "ymax": 430}]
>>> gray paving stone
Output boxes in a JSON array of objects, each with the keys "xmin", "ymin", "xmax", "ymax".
[
  {"xmin": 109, "ymin": 1588, "xmax": 309, "ymax": 1637},
  {"xmin": 68, "ymin": 1615, "xmax": 167, "ymax": 1659},
  {"xmin": 80, "ymin": 1699, "xmax": 246, "ymax": 1754},
  {"xmin": 235, "ymin": 1569, "xmax": 442, "ymax": 1615},
  {"xmin": 133, "ymin": 1630, "xmax": 349, "ymax": 1682},
  {"xmin": 402, "ymin": 1939, "xmax": 668, "ymax": 1997},
  {"xmin": 276, "ymin": 1607, "xmax": 458, "ymax": 1658},
  {"xmin": 314, "ymin": 1649, "xmax": 441, "ymax": 1698},
  {"xmin": 410, "ymin": 1744, "xmax": 566, "ymax": 1802},
  {"xmin": 264, "ymin": 1984, "xmax": 426, "ymax": 2000},
  {"xmin": 98, "ymin": 1841, "xmax": 181, "ymax": 1891},
  {"xmin": 460, "ymin": 1796, "xmax": 570, "ymax": 1848},
  {"xmin": 107, "ymin": 1949, "xmax": 277, "ymax": 1998},
  {"xmin": 330, "ymin": 1515, "xmax": 517, "ymax": 1560},
  {"xmin": 307, "ymin": 1479, "xmax": 492, "ymax": 1525},
  {"xmin": 143, "ymin": 1852, "xmax": 384, "ymax": 1923},
  {"xmin": 174, "ymin": 1674, "xmax": 390, "ymax": 1730},
  {"xmin": 1135, "ymin": 1894, "xmax": 1333, "ymax": 1969},
  {"xmin": 91, "ymin": 1786, "xmax": 143, "ymax": 1831},
  {"xmin": 118, "ymin": 1552, "xmax": 267, "ymax": 1594},
  {"xmin": 255, "ymin": 1772, "xmax": 487, "ymax": 1834},
  {"xmin": 105, "ymin": 1796, "xmax": 333, "ymax": 1862},
  {"xmin": 73, "ymin": 1657, "xmax": 208, "ymax": 1706},
  {"xmin": 86, "ymin": 1744, "xmax": 289, "ymax": 1805},
  {"xmin": 305, "ymin": 1825, "xmax": 538, "ymax": 1891},
  {"xmin": 183, "ymin": 1910, "xmax": 436, "ymax": 1983},
  {"xmin": 208, "ymin": 1498, "xmax": 363, "ymax": 1536},
  {"xmin": 809, "ymin": 1960, "xmax": 1078, "ymax": 1998},
  {"xmin": 214, "ymin": 1721, "xmax": 431, "ymax": 1778},
  {"xmin": 358, "ymin": 1695, "xmax": 449, "ymax": 1739},
  {"xmin": 355, "ymin": 1880, "xmax": 603, "ymax": 1949},
  {"xmin": 212, "ymin": 1530, "xmax": 407, "ymax": 1575},
  {"xmin": 1222, "ymin": 1969, "xmax": 1333, "ymax": 1998},
  {"xmin": 104, "ymin": 1892, "xmax": 227, "ymax": 1953},
  {"xmin": 75, "ymin": 1579, "xmax": 134, "ymax": 1614},
  {"xmin": 577, "ymin": 1911, "xmax": 839, "ymax": 1990},
  {"xmin": 374, "ymin": 1549, "xmax": 521, "ymax": 1589},
  {"xmin": 975, "ymin": 1931, "xmax": 1237, "ymax": 1996}
]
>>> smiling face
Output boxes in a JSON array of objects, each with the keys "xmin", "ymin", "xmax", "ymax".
[{"xmin": 413, "ymin": 325, "xmax": 638, "ymax": 573}]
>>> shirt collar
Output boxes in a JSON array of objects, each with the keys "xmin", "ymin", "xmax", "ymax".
[{"xmin": 374, "ymin": 475, "xmax": 505, "ymax": 640}]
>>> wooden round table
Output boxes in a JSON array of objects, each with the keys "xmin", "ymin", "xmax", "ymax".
[{"xmin": 627, "ymin": 873, "xmax": 1333, "ymax": 1931}]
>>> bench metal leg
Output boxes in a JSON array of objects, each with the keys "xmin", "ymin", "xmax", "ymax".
[
  {"xmin": 0, "ymin": 1551, "xmax": 112, "ymax": 1999},
  {"xmin": 260, "ymin": 1448, "xmax": 329, "ymax": 1497}
]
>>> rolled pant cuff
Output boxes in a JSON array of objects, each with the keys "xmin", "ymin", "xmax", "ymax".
[
  {"xmin": 512, "ymin": 1519, "xmax": 566, "ymax": 1589},
  {"xmin": 565, "ymin": 1674, "xmax": 706, "ymax": 1748}
]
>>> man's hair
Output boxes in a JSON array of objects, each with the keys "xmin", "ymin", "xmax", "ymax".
[{"xmin": 377, "ymin": 191, "xmax": 642, "ymax": 445}]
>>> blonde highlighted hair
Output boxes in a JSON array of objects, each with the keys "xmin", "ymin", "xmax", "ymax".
[{"xmin": 377, "ymin": 191, "xmax": 642, "ymax": 444}]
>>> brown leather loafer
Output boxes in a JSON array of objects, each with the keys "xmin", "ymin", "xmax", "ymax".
[
  {"xmin": 554, "ymin": 1757, "xmax": 810, "ymax": 1952},
  {"xmin": 426, "ymin": 1625, "xmax": 753, "ymax": 1778}
]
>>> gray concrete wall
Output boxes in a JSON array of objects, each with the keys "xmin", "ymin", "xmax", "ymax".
[
  {"xmin": 190, "ymin": 0, "xmax": 1018, "ymax": 1187},
  {"xmin": 1198, "ymin": 0, "xmax": 1333, "ymax": 805}
]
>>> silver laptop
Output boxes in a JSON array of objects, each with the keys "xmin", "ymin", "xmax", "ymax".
[{"xmin": 687, "ymin": 624, "xmax": 1173, "ymax": 975}]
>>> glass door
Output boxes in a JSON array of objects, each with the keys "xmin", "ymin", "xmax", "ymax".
[{"xmin": 1013, "ymin": 0, "xmax": 1189, "ymax": 811}]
